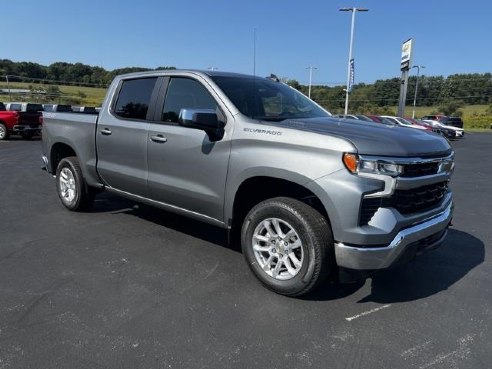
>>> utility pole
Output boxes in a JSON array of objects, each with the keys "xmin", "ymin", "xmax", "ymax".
[
  {"xmin": 306, "ymin": 66, "xmax": 317, "ymax": 98},
  {"xmin": 411, "ymin": 65, "xmax": 425, "ymax": 118}
]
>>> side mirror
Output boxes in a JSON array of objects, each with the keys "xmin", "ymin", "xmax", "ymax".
[{"xmin": 179, "ymin": 109, "xmax": 225, "ymax": 141}]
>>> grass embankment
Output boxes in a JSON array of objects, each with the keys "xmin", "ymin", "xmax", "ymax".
[{"xmin": 0, "ymin": 82, "xmax": 107, "ymax": 106}]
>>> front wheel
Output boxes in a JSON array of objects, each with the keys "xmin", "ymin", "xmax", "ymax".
[
  {"xmin": 241, "ymin": 197, "xmax": 334, "ymax": 296},
  {"xmin": 56, "ymin": 156, "xmax": 95, "ymax": 211}
]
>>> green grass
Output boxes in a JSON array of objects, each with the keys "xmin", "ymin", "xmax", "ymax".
[
  {"xmin": 410, "ymin": 104, "xmax": 490, "ymax": 118},
  {"xmin": 0, "ymin": 81, "xmax": 107, "ymax": 106}
]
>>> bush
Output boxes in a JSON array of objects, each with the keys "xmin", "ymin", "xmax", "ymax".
[{"xmin": 463, "ymin": 115, "xmax": 492, "ymax": 129}]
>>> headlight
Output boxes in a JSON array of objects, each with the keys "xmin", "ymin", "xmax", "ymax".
[{"xmin": 343, "ymin": 153, "xmax": 403, "ymax": 177}]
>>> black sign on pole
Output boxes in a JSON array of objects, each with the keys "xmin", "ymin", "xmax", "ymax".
[
  {"xmin": 398, "ymin": 39, "xmax": 413, "ymax": 116},
  {"xmin": 349, "ymin": 59, "xmax": 355, "ymax": 92},
  {"xmin": 401, "ymin": 38, "xmax": 413, "ymax": 71}
]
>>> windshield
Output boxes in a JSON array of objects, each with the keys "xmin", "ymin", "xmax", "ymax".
[{"xmin": 211, "ymin": 75, "xmax": 331, "ymax": 121}]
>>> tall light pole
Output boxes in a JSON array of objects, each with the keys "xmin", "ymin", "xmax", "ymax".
[
  {"xmin": 306, "ymin": 66, "xmax": 317, "ymax": 98},
  {"xmin": 411, "ymin": 65, "xmax": 425, "ymax": 118},
  {"xmin": 339, "ymin": 7, "xmax": 368, "ymax": 115}
]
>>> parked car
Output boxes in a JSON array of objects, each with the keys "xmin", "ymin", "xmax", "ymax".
[
  {"xmin": 443, "ymin": 117, "xmax": 464, "ymax": 129},
  {"xmin": 0, "ymin": 102, "xmax": 20, "ymax": 140},
  {"xmin": 422, "ymin": 120, "xmax": 464, "ymax": 139},
  {"xmin": 380, "ymin": 115, "xmax": 430, "ymax": 131},
  {"xmin": 334, "ymin": 114, "xmax": 359, "ymax": 120},
  {"xmin": 2, "ymin": 102, "xmax": 43, "ymax": 139},
  {"xmin": 41, "ymin": 70, "xmax": 454, "ymax": 296},
  {"xmin": 421, "ymin": 115, "xmax": 464, "ymax": 129},
  {"xmin": 354, "ymin": 115, "xmax": 375, "ymax": 122},
  {"xmin": 365, "ymin": 115, "xmax": 396, "ymax": 125},
  {"xmin": 421, "ymin": 114, "xmax": 446, "ymax": 122},
  {"xmin": 405, "ymin": 117, "xmax": 439, "ymax": 132},
  {"xmin": 334, "ymin": 114, "xmax": 374, "ymax": 122}
]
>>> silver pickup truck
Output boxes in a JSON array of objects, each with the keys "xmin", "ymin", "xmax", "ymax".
[{"xmin": 42, "ymin": 70, "xmax": 454, "ymax": 296}]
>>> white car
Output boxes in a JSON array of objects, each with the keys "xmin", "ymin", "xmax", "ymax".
[
  {"xmin": 380, "ymin": 116, "xmax": 429, "ymax": 131},
  {"xmin": 422, "ymin": 120, "xmax": 464, "ymax": 139}
]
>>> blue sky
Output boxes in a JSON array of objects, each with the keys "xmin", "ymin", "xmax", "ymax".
[{"xmin": 1, "ymin": 0, "xmax": 491, "ymax": 85}]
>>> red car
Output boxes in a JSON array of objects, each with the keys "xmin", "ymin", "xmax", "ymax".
[
  {"xmin": 404, "ymin": 117, "xmax": 433, "ymax": 131},
  {"xmin": 366, "ymin": 115, "xmax": 395, "ymax": 125},
  {"xmin": 0, "ymin": 102, "xmax": 20, "ymax": 140}
]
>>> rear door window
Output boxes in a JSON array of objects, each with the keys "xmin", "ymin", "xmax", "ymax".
[{"xmin": 113, "ymin": 77, "xmax": 158, "ymax": 120}]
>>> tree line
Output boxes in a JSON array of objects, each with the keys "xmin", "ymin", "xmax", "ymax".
[
  {"xmin": 288, "ymin": 73, "xmax": 492, "ymax": 114},
  {"xmin": 0, "ymin": 59, "xmax": 175, "ymax": 87},
  {"xmin": 1, "ymin": 59, "xmax": 491, "ymax": 114}
]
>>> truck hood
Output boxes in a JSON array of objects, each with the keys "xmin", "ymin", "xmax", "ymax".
[{"xmin": 277, "ymin": 117, "xmax": 452, "ymax": 157}]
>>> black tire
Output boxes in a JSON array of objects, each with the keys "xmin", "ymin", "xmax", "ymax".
[
  {"xmin": 55, "ymin": 156, "xmax": 95, "ymax": 211},
  {"xmin": 0, "ymin": 123, "xmax": 9, "ymax": 141},
  {"xmin": 241, "ymin": 197, "xmax": 334, "ymax": 297}
]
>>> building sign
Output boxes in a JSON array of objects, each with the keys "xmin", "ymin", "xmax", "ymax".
[
  {"xmin": 401, "ymin": 38, "xmax": 413, "ymax": 71},
  {"xmin": 349, "ymin": 59, "xmax": 355, "ymax": 92}
]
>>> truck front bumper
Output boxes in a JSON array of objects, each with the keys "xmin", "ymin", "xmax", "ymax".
[{"xmin": 334, "ymin": 201, "xmax": 453, "ymax": 270}]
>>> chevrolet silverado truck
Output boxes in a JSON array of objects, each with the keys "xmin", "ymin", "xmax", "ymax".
[
  {"xmin": 41, "ymin": 70, "xmax": 454, "ymax": 296},
  {"xmin": 4, "ymin": 102, "xmax": 43, "ymax": 139}
]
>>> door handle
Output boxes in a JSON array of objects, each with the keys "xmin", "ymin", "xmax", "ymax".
[
  {"xmin": 150, "ymin": 135, "xmax": 168, "ymax": 143},
  {"xmin": 100, "ymin": 128, "xmax": 112, "ymax": 135}
]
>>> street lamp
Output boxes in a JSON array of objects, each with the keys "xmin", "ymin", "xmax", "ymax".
[
  {"xmin": 411, "ymin": 65, "xmax": 425, "ymax": 118},
  {"xmin": 306, "ymin": 66, "xmax": 317, "ymax": 99},
  {"xmin": 339, "ymin": 7, "xmax": 368, "ymax": 115}
]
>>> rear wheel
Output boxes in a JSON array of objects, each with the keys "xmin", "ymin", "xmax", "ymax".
[
  {"xmin": 0, "ymin": 123, "xmax": 9, "ymax": 140},
  {"xmin": 241, "ymin": 197, "xmax": 334, "ymax": 296},
  {"xmin": 56, "ymin": 156, "xmax": 95, "ymax": 211}
]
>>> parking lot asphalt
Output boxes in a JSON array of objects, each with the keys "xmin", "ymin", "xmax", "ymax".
[{"xmin": 0, "ymin": 133, "xmax": 491, "ymax": 369}]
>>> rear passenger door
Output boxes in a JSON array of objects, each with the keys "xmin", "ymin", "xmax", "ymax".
[
  {"xmin": 96, "ymin": 77, "xmax": 160, "ymax": 196},
  {"xmin": 146, "ymin": 76, "xmax": 231, "ymax": 223}
]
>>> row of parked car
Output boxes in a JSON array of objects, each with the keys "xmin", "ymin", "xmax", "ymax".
[
  {"xmin": 333, "ymin": 114, "xmax": 465, "ymax": 139},
  {"xmin": 0, "ymin": 99, "xmax": 465, "ymax": 142},
  {"xmin": 0, "ymin": 102, "xmax": 99, "ymax": 140}
]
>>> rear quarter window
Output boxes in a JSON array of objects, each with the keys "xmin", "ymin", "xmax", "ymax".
[{"xmin": 113, "ymin": 78, "xmax": 158, "ymax": 120}]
